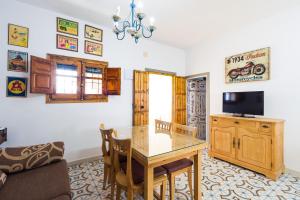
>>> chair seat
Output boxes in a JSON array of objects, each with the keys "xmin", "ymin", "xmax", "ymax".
[
  {"xmin": 162, "ymin": 158, "xmax": 193, "ymax": 173},
  {"xmin": 120, "ymin": 159, "xmax": 167, "ymax": 184}
]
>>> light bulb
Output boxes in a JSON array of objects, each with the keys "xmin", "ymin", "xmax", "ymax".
[
  {"xmin": 136, "ymin": 0, "xmax": 144, "ymax": 13},
  {"xmin": 116, "ymin": 6, "xmax": 121, "ymax": 16},
  {"xmin": 150, "ymin": 17, "xmax": 155, "ymax": 26}
]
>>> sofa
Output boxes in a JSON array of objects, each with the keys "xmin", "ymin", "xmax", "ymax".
[{"xmin": 0, "ymin": 142, "xmax": 71, "ymax": 200}]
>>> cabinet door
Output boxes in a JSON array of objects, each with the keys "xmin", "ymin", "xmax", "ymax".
[
  {"xmin": 237, "ymin": 128, "xmax": 271, "ymax": 169},
  {"xmin": 211, "ymin": 127, "xmax": 236, "ymax": 159}
]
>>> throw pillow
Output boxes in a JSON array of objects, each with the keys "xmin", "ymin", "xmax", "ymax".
[{"xmin": 0, "ymin": 141, "xmax": 64, "ymax": 174}]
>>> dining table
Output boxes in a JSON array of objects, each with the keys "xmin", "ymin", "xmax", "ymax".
[{"xmin": 114, "ymin": 125, "xmax": 207, "ymax": 200}]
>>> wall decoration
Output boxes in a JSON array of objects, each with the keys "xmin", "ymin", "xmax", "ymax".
[
  {"xmin": 225, "ymin": 47, "xmax": 270, "ymax": 83},
  {"xmin": 57, "ymin": 17, "xmax": 78, "ymax": 36},
  {"xmin": 57, "ymin": 34, "xmax": 78, "ymax": 52},
  {"xmin": 8, "ymin": 24, "xmax": 29, "ymax": 48},
  {"xmin": 85, "ymin": 25, "xmax": 103, "ymax": 42},
  {"xmin": 84, "ymin": 40, "xmax": 103, "ymax": 56},
  {"xmin": 7, "ymin": 50, "xmax": 28, "ymax": 72},
  {"xmin": 6, "ymin": 77, "xmax": 28, "ymax": 97}
]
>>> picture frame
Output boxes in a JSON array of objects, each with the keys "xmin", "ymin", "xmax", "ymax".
[
  {"xmin": 8, "ymin": 24, "xmax": 29, "ymax": 48},
  {"xmin": 6, "ymin": 76, "xmax": 28, "ymax": 98},
  {"xmin": 225, "ymin": 47, "xmax": 270, "ymax": 84},
  {"xmin": 85, "ymin": 25, "xmax": 103, "ymax": 42},
  {"xmin": 7, "ymin": 50, "xmax": 28, "ymax": 72},
  {"xmin": 57, "ymin": 17, "xmax": 78, "ymax": 36},
  {"xmin": 84, "ymin": 40, "xmax": 103, "ymax": 56},
  {"xmin": 57, "ymin": 34, "xmax": 78, "ymax": 52}
]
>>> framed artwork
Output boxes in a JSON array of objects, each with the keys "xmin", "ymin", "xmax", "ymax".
[
  {"xmin": 57, "ymin": 34, "xmax": 78, "ymax": 52},
  {"xmin": 225, "ymin": 47, "xmax": 270, "ymax": 84},
  {"xmin": 8, "ymin": 24, "xmax": 29, "ymax": 48},
  {"xmin": 6, "ymin": 77, "xmax": 28, "ymax": 98},
  {"xmin": 85, "ymin": 25, "xmax": 103, "ymax": 42},
  {"xmin": 57, "ymin": 17, "xmax": 78, "ymax": 36},
  {"xmin": 84, "ymin": 40, "xmax": 103, "ymax": 56},
  {"xmin": 7, "ymin": 50, "xmax": 28, "ymax": 72}
]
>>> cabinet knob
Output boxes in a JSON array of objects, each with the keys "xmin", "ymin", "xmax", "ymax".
[
  {"xmin": 234, "ymin": 121, "xmax": 240, "ymax": 124},
  {"xmin": 262, "ymin": 125, "xmax": 269, "ymax": 128}
]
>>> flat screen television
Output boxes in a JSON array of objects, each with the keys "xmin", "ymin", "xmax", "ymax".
[{"xmin": 223, "ymin": 91, "xmax": 264, "ymax": 116}]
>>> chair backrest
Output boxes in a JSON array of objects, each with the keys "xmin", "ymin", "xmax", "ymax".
[
  {"xmin": 100, "ymin": 128, "xmax": 114, "ymax": 157},
  {"xmin": 172, "ymin": 123, "xmax": 197, "ymax": 138},
  {"xmin": 155, "ymin": 119, "xmax": 172, "ymax": 133},
  {"xmin": 111, "ymin": 137, "xmax": 134, "ymax": 187}
]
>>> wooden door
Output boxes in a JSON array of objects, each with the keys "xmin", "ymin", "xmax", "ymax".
[
  {"xmin": 30, "ymin": 56, "xmax": 54, "ymax": 94},
  {"xmin": 211, "ymin": 126, "xmax": 236, "ymax": 159},
  {"xmin": 133, "ymin": 70, "xmax": 149, "ymax": 126},
  {"xmin": 173, "ymin": 76, "xmax": 186, "ymax": 125},
  {"xmin": 237, "ymin": 128, "xmax": 272, "ymax": 169}
]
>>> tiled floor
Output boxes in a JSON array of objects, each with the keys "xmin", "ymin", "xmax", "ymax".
[{"xmin": 68, "ymin": 150, "xmax": 300, "ymax": 200}]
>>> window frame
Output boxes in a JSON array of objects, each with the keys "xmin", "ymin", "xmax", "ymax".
[{"xmin": 46, "ymin": 54, "xmax": 108, "ymax": 103}]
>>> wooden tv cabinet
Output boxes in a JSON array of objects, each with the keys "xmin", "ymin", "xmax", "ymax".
[{"xmin": 209, "ymin": 114, "xmax": 284, "ymax": 180}]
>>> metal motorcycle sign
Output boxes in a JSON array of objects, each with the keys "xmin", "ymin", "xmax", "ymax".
[{"xmin": 225, "ymin": 47, "xmax": 270, "ymax": 83}]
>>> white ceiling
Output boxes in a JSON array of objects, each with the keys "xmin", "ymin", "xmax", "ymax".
[{"xmin": 16, "ymin": 0, "xmax": 300, "ymax": 49}]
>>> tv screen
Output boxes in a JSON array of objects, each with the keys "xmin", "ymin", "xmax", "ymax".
[{"xmin": 223, "ymin": 91, "xmax": 264, "ymax": 116}]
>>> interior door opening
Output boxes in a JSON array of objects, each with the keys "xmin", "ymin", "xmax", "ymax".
[
  {"xmin": 149, "ymin": 73, "xmax": 173, "ymax": 126},
  {"xmin": 187, "ymin": 73, "xmax": 209, "ymax": 141}
]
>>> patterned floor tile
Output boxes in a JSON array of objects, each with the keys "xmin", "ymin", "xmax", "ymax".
[{"xmin": 68, "ymin": 150, "xmax": 300, "ymax": 200}]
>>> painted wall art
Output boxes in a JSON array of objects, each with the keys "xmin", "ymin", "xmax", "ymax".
[
  {"xmin": 57, "ymin": 17, "xmax": 78, "ymax": 36},
  {"xmin": 85, "ymin": 25, "xmax": 103, "ymax": 42},
  {"xmin": 84, "ymin": 40, "xmax": 103, "ymax": 56},
  {"xmin": 6, "ymin": 77, "xmax": 28, "ymax": 97},
  {"xmin": 225, "ymin": 47, "xmax": 270, "ymax": 83},
  {"xmin": 7, "ymin": 50, "xmax": 28, "ymax": 72},
  {"xmin": 57, "ymin": 34, "xmax": 78, "ymax": 52},
  {"xmin": 8, "ymin": 24, "xmax": 29, "ymax": 48}
]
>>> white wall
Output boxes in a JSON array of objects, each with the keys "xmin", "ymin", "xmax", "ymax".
[
  {"xmin": 186, "ymin": 6, "xmax": 300, "ymax": 172},
  {"xmin": 0, "ymin": 1, "xmax": 186, "ymax": 162}
]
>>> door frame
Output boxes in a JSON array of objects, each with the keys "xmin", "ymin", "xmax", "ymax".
[{"xmin": 186, "ymin": 72, "xmax": 210, "ymax": 141}]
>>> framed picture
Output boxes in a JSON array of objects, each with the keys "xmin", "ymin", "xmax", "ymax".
[
  {"xmin": 8, "ymin": 24, "xmax": 29, "ymax": 48},
  {"xmin": 225, "ymin": 47, "xmax": 270, "ymax": 84},
  {"xmin": 84, "ymin": 40, "xmax": 103, "ymax": 56},
  {"xmin": 57, "ymin": 17, "xmax": 78, "ymax": 36},
  {"xmin": 57, "ymin": 34, "xmax": 78, "ymax": 52},
  {"xmin": 7, "ymin": 50, "xmax": 28, "ymax": 72},
  {"xmin": 6, "ymin": 76, "xmax": 28, "ymax": 98},
  {"xmin": 85, "ymin": 25, "xmax": 103, "ymax": 42}
]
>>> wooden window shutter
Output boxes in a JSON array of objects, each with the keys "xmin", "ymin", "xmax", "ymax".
[
  {"xmin": 106, "ymin": 68, "xmax": 121, "ymax": 95},
  {"xmin": 30, "ymin": 56, "xmax": 54, "ymax": 94},
  {"xmin": 133, "ymin": 70, "xmax": 149, "ymax": 126},
  {"xmin": 173, "ymin": 76, "xmax": 187, "ymax": 125}
]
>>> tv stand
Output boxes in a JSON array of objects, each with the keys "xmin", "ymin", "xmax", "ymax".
[{"xmin": 209, "ymin": 114, "xmax": 285, "ymax": 180}]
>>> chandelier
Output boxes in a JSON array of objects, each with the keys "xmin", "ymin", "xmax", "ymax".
[{"xmin": 112, "ymin": 0, "xmax": 156, "ymax": 43}]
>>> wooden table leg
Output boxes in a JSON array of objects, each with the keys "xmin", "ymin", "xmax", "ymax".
[
  {"xmin": 144, "ymin": 165, "xmax": 154, "ymax": 200},
  {"xmin": 194, "ymin": 150, "xmax": 202, "ymax": 200}
]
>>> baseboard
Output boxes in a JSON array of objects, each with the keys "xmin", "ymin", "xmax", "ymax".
[
  {"xmin": 67, "ymin": 155, "xmax": 101, "ymax": 166},
  {"xmin": 285, "ymin": 168, "xmax": 300, "ymax": 178}
]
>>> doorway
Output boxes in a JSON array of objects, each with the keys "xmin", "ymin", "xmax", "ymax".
[
  {"xmin": 148, "ymin": 73, "xmax": 173, "ymax": 126},
  {"xmin": 187, "ymin": 73, "xmax": 210, "ymax": 141}
]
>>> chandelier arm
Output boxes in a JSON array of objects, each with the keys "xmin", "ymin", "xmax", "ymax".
[
  {"xmin": 116, "ymin": 30, "xmax": 126, "ymax": 40},
  {"xmin": 141, "ymin": 26, "xmax": 153, "ymax": 38}
]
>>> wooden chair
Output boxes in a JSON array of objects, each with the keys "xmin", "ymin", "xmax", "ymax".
[
  {"xmin": 162, "ymin": 123, "xmax": 197, "ymax": 200},
  {"xmin": 155, "ymin": 119, "xmax": 172, "ymax": 133},
  {"xmin": 100, "ymin": 125, "xmax": 114, "ymax": 190},
  {"xmin": 111, "ymin": 137, "xmax": 167, "ymax": 200}
]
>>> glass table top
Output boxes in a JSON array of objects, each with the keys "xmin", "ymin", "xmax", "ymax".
[{"xmin": 113, "ymin": 125, "xmax": 205, "ymax": 158}]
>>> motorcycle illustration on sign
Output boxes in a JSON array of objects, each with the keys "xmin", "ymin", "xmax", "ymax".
[{"xmin": 225, "ymin": 48, "xmax": 270, "ymax": 83}]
